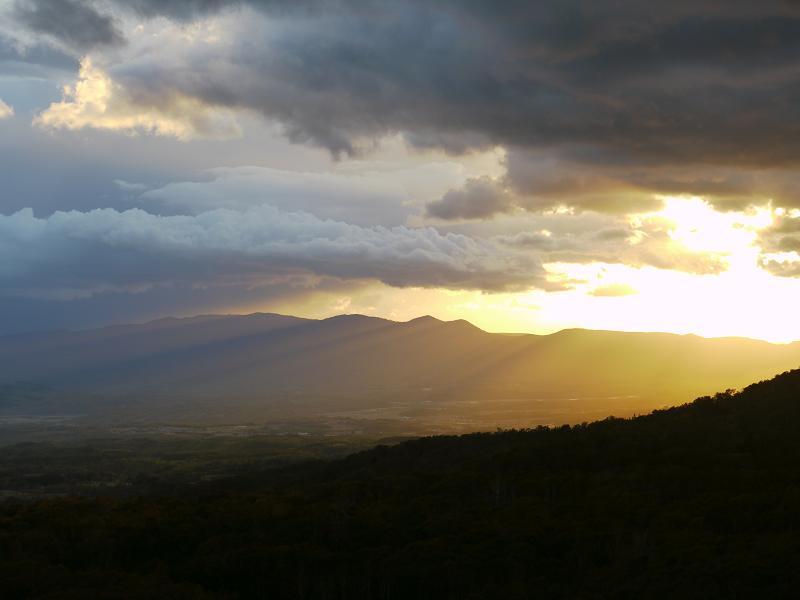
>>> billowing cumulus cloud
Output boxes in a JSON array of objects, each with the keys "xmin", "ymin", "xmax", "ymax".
[
  {"xmin": 0, "ymin": 99, "xmax": 13, "ymax": 119},
  {"xmin": 0, "ymin": 205, "xmax": 548, "ymax": 300},
  {"xmin": 34, "ymin": 58, "xmax": 241, "ymax": 140}
]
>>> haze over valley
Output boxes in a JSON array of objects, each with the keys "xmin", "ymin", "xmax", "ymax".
[{"xmin": 2, "ymin": 312, "xmax": 799, "ymax": 440}]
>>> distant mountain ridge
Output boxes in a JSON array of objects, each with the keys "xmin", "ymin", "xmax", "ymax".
[{"xmin": 1, "ymin": 312, "xmax": 799, "ymax": 427}]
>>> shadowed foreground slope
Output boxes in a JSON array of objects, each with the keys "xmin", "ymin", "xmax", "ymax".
[{"xmin": 3, "ymin": 368, "xmax": 800, "ymax": 598}]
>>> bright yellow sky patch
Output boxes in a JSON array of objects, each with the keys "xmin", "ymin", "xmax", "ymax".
[{"xmin": 243, "ymin": 196, "xmax": 800, "ymax": 344}]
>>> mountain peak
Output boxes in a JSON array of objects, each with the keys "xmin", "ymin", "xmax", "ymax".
[
  {"xmin": 323, "ymin": 313, "xmax": 386, "ymax": 323},
  {"xmin": 405, "ymin": 315, "xmax": 442, "ymax": 325}
]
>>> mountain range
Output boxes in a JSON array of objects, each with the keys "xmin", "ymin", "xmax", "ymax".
[{"xmin": 1, "ymin": 313, "xmax": 799, "ymax": 432}]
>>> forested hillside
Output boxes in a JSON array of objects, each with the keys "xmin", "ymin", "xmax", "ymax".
[{"xmin": 3, "ymin": 369, "xmax": 800, "ymax": 598}]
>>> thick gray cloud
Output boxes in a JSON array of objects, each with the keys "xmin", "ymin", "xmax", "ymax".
[
  {"xmin": 426, "ymin": 150, "xmax": 668, "ymax": 219},
  {"xmin": 0, "ymin": 205, "xmax": 547, "ymax": 300},
  {"xmin": 13, "ymin": 0, "xmax": 124, "ymax": 51},
  {"xmin": 23, "ymin": 0, "xmax": 798, "ymax": 211},
  {"xmin": 426, "ymin": 177, "xmax": 512, "ymax": 221},
  {"xmin": 126, "ymin": 1, "xmax": 800, "ymax": 166},
  {"xmin": 18, "ymin": 1, "xmax": 800, "ymax": 155},
  {"xmin": 427, "ymin": 148, "xmax": 800, "ymax": 219}
]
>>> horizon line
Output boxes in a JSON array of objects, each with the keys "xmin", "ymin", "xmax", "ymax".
[{"xmin": 4, "ymin": 310, "xmax": 797, "ymax": 346}]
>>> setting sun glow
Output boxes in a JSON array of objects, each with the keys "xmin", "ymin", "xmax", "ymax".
[{"xmin": 254, "ymin": 197, "xmax": 800, "ymax": 343}]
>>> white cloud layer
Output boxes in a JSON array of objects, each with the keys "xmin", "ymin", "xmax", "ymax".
[{"xmin": 0, "ymin": 204, "xmax": 547, "ymax": 300}]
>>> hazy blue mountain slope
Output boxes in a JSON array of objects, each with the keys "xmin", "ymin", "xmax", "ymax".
[{"xmin": 1, "ymin": 314, "xmax": 799, "ymax": 425}]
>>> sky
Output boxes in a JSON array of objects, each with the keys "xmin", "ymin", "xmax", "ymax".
[{"xmin": 2, "ymin": 1, "xmax": 800, "ymax": 341}]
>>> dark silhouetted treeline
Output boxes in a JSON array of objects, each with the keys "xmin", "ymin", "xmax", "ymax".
[{"xmin": 3, "ymin": 369, "xmax": 800, "ymax": 598}]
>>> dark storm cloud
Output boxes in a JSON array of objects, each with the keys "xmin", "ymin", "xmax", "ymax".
[
  {"xmin": 108, "ymin": 1, "xmax": 800, "ymax": 160},
  {"xmin": 38, "ymin": 0, "xmax": 798, "ymax": 211},
  {"xmin": 13, "ymin": 0, "xmax": 125, "ymax": 51},
  {"xmin": 19, "ymin": 0, "xmax": 800, "ymax": 171}
]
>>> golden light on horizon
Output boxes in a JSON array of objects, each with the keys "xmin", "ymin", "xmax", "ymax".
[
  {"xmin": 252, "ymin": 196, "xmax": 800, "ymax": 344},
  {"xmin": 486, "ymin": 197, "xmax": 797, "ymax": 343}
]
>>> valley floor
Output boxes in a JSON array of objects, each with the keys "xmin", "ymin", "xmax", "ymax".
[{"xmin": 2, "ymin": 370, "xmax": 800, "ymax": 598}]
